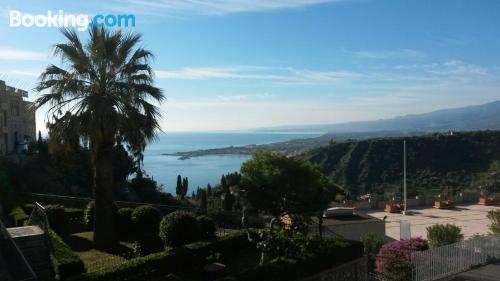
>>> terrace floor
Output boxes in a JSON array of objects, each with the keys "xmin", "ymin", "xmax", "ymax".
[{"xmin": 364, "ymin": 203, "xmax": 500, "ymax": 240}]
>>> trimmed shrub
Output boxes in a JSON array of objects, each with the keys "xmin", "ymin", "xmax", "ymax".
[
  {"xmin": 376, "ymin": 237, "xmax": 428, "ymax": 281},
  {"xmin": 48, "ymin": 229, "xmax": 85, "ymax": 280},
  {"xmin": 9, "ymin": 206, "xmax": 29, "ymax": 226},
  {"xmin": 117, "ymin": 208, "xmax": 134, "ymax": 234},
  {"xmin": 487, "ymin": 209, "xmax": 500, "ymax": 234},
  {"xmin": 84, "ymin": 201, "xmax": 95, "ymax": 228},
  {"xmin": 197, "ymin": 215, "xmax": 216, "ymax": 240},
  {"xmin": 21, "ymin": 203, "xmax": 35, "ymax": 215},
  {"xmin": 45, "ymin": 204, "xmax": 69, "ymax": 233},
  {"xmin": 159, "ymin": 211, "xmax": 199, "ymax": 247},
  {"xmin": 131, "ymin": 205, "xmax": 161, "ymax": 235},
  {"xmin": 133, "ymin": 234, "xmax": 164, "ymax": 257},
  {"xmin": 66, "ymin": 230, "xmax": 255, "ymax": 281},
  {"xmin": 426, "ymin": 224, "xmax": 463, "ymax": 247}
]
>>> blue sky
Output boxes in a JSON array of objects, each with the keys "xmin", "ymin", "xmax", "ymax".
[{"xmin": 1, "ymin": 0, "xmax": 500, "ymax": 132}]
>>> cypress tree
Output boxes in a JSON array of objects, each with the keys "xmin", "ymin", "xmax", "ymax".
[
  {"xmin": 200, "ymin": 189, "xmax": 207, "ymax": 213},
  {"xmin": 176, "ymin": 175, "xmax": 182, "ymax": 197},
  {"xmin": 207, "ymin": 184, "xmax": 212, "ymax": 197}
]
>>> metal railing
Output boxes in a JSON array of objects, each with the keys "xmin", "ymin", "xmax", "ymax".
[
  {"xmin": 411, "ymin": 235, "xmax": 500, "ymax": 281},
  {"xmin": 0, "ymin": 219, "xmax": 37, "ymax": 281},
  {"xmin": 20, "ymin": 192, "xmax": 195, "ymax": 214}
]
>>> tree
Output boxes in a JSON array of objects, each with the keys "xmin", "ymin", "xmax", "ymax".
[
  {"xmin": 176, "ymin": 175, "xmax": 182, "ymax": 197},
  {"xmin": 206, "ymin": 184, "xmax": 212, "ymax": 197},
  {"xmin": 182, "ymin": 177, "xmax": 188, "ymax": 198},
  {"xmin": 221, "ymin": 175, "xmax": 228, "ymax": 193},
  {"xmin": 223, "ymin": 192, "xmax": 235, "ymax": 211},
  {"xmin": 200, "ymin": 189, "xmax": 207, "ymax": 213},
  {"xmin": 34, "ymin": 27, "xmax": 163, "ymax": 249},
  {"xmin": 240, "ymin": 151, "xmax": 335, "ymax": 231}
]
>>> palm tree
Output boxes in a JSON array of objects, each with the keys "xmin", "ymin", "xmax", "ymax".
[{"xmin": 34, "ymin": 26, "xmax": 164, "ymax": 249}]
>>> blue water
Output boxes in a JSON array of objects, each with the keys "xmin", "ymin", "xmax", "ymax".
[{"xmin": 142, "ymin": 132, "xmax": 322, "ymax": 194}]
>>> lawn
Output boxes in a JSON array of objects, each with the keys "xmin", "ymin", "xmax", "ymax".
[{"xmin": 63, "ymin": 232, "xmax": 136, "ymax": 272}]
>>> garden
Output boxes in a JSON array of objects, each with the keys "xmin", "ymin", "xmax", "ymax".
[{"xmin": 4, "ymin": 199, "xmax": 364, "ymax": 281}]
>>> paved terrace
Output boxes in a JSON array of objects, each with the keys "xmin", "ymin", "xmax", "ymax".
[{"xmin": 364, "ymin": 204, "xmax": 500, "ymax": 240}]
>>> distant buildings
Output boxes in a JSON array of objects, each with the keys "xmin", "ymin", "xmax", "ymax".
[{"xmin": 0, "ymin": 80, "xmax": 36, "ymax": 155}]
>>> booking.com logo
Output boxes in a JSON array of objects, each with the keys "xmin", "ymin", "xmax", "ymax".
[{"xmin": 9, "ymin": 10, "xmax": 136, "ymax": 31}]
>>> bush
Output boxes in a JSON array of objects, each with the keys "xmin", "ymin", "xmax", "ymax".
[
  {"xmin": 426, "ymin": 224, "xmax": 463, "ymax": 247},
  {"xmin": 117, "ymin": 208, "xmax": 134, "ymax": 234},
  {"xmin": 159, "ymin": 211, "xmax": 199, "ymax": 247},
  {"xmin": 224, "ymin": 234, "xmax": 364, "ymax": 281},
  {"xmin": 133, "ymin": 234, "xmax": 164, "ymax": 257},
  {"xmin": 361, "ymin": 233, "xmax": 384, "ymax": 271},
  {"xmin": 376, "ymin": 238, "xmax": 428, "ymax": 281},
  {"xmin": 84, "ymin": 201, "xmax": 95, "ymax": 228},
  {"xmin": 21, "ymin": 203, "xmax": 35, "ymax": 215},
  {"xmin": 197, "ymin": 215, "xmax": 216, "ymax": 240},
  {"xmin": 487, "ymin": 209, "xmax": 500, "ymax": 234},
  {"xmin": 361, "ymin": 233, "xmax": 385, "ymax": 256},
  {"xmin": 131, "ymin": 205, "xmax": 161, "ymax": 235},
  {"xmin": 8, "ymin": 206, "xmax": 29, "ymax": 227},
  {"xmin": 45, "ymin": 204, "xmax": 69, "ymax": 233},
  {"xmin": 48, "ymin": 229, "xmax": 85, "ymax": 280},
  {"xmin": 67, "ymin": 230, "xmax": 255, "ymax": 281}
]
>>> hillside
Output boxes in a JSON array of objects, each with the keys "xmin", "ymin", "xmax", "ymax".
[
  {"xmin": 258, "ymin": 100, "xmax": 500, "ymax": 133},
  {"xmin": 303, "ymin": 130, "xmax": 500, "ymax": 198}
]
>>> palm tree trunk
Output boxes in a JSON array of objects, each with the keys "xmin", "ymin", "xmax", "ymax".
[{"xmin": 92, "ymin": 140, "xmax": 118, "ymax": 249}]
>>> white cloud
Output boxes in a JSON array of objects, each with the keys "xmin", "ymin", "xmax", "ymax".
[
  {"xmin": 353, "ymin": 49, "xmax": 425, "ymax": 59},
  {"xmin": 116, "ymin": 0, "xmax": 341, "ymax": 16},
  {"xmin": 156, "ymin": 65, "xmax": 357, "ymax": 84},
  {"xmin": 0, "ymin": 47, "xmax": 46, "ymax": 61}
]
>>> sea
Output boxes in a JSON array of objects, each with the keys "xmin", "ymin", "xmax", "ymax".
[{"xmin": 142, "ymin": 132, "xmax": 322, "ymax": 194}]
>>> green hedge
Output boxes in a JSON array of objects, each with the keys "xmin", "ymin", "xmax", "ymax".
[
  {"xmin": 68, "ymin": 230, "xmax": 256, "ymax": 281},
  {"xmin": 21, "ymin": 203, "xmax": 35, "ymax": 215},
  {"xmin": 224, "ymin": 237, "xmax": 364, "ymax": 281},
  {"xmin": 9, "ymin": 206, "xmax": 29, "ymax": 226},
  {"xmin": 48, "ymin": 229, "xmax": 85, "ymax": 280}
]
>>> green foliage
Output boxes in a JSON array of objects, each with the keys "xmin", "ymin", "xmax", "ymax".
[
  {"xmin": 35, "ymin": 26, "xmax": 164, "ymax": 248},
  {"xmin": 223, "ymin": 192, "xmax": 235, "ymax": 211},
  {"xmin": 67, "ymin": 230, "xmax": 254, "ymax": 281},
  {"xmin": 426, "ymin": 224, "xmax": 463, "ymax": 247},
  {"xmin": 8, "ymin": 206, "xmax": 29, "ymax": 227},
  {"xmin": 361, "ymin": 233, "xmax": 385, "ymax": 271},
  {"xmin": 84, "ymin": 201, "xmax": 95, "ymax": 228},
  {"xmin": 159, "ymin": 211, "xmax": 199, "ymax": 247},
  {"xmin": 45, "ymin": 204, "xmax": 69, "ymax": 233},
  {"xmin": 241, "ymin": 151, "xmax": 335, "ymax": 217},
  {"xmin": 305, "ymin": 131, "xmax": 500, "ymax": 197},
  {"xmin": 133, "ymin": 234, "xmax": 164, "ymax": 257},
  {"xmin": 176, "ymin": 175, "xmax": 182, "ymax": 197},
  {"xmin": 487, "ymin": 209, "xmax": 500, "ymax": 234},
  {"xmin": 200, "ymin": 189, "xmax": 207, "ymax": 213},
  {"xmin": 116, "ymin": 208, "xmax": 134, "ymax": 234},
  {"xmin": 361, "ymin": 233, "xmax": 385, "ymax": 256},
  {"xmin": 196, "ymin": 215, "xmax": 216, "ymax": 240},
  {"xmin": 131, "ymin": 206, "xmax": 161, "ymax": 235},
  {"xmin": 48, "ymin": 229, "xmax": 85, "ymax": 280},
  {"xmin": 225, "ymin": 233, "xmax": 363, "ymax": 281}
]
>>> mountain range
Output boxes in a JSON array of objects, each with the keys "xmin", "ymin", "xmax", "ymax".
[{"xmin": 256, "ymin": 100, "xmax": 500, "ymax": 133}]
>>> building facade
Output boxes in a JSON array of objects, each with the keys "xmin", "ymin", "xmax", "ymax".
[{"xmin": 0, "ymin": 80, "xmax": 36, "ymax": 155}]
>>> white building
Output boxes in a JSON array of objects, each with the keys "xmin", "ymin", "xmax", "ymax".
[{"xmin": 0, "ymin": 80, "xmax": 36, "ymax": 155}]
